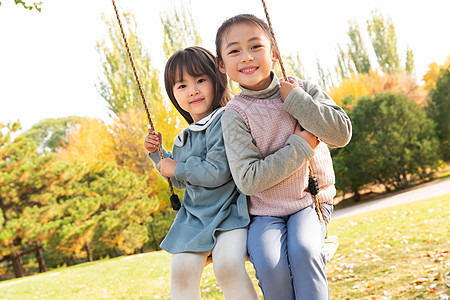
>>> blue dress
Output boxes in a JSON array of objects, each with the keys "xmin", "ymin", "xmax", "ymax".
[{"xmin": 149, "ymin": 108, "xmax": 250, "ymax": 254}]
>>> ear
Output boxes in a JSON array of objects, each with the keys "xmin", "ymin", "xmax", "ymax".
[
  {"xmin": 271, "ymin": 48, "xmax": 278, "ymax": 62},
  {"xmin": 217, "ymin": 58, "xmax": 227, "ymax": 74}
]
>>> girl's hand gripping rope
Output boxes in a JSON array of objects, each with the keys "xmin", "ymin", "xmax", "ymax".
[
  {"xmin": 144, "ymin": 129, "xmax": 162, "ymax": 154},
  {"xmin": 279, "ymin": 76, "xmax": 299, "ymax": 101}
]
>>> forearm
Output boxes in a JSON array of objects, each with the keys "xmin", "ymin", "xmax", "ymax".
[
  {"xmin": 174, "ymin": 116, "xmax": 231, "ymax": 188},
  {"xmin": 148, "ymin": 148, "xmax": 185, "ymax": 189},
  {"xmin": 284, "ymin": 81, "xmax": 352, "ymax": 148},
  {"xmin": 222, "ymin": 109, "xmax": 314, "ymax": 195}
]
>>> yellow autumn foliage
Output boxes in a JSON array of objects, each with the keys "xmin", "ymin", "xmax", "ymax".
[
  {"xmin": 57, "ymin": 118, "xmax": 116, "ymax": 164},
  {"xmin": 327, "ymin": 70, "xmax": 428, "ymax": 108},
  {"xmin": 422, "ymin": 56, "xmax": 450, "ymax": 90}
]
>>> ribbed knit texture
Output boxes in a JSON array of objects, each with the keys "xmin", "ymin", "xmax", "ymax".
[{"xmin": 227, "ymin": 94, "xmax": 336, "ymax": 217}]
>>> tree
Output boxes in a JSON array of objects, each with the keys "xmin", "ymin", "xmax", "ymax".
[
  {"xmin": 332, "ymin": 92, "xmax": 440, "ymax": 197},
  {"xmin": 405, "ymin": 46, "xmax": 415, "ymax": 74},
  {"xmin": 367, "ymin": 10, "xmax": 401, "ymax": 74},
  {"xmin": 20, "ymin": 117, "xmax": 81, "ymax": 153},
  {"xmin": 0, "ymin": 122, "xmax": 61, "ymax": 277},
  {"xmin": 327, "ymin": 71, "xmax": 427, "ymax": 108},
  {"xmin": 0, "ymin": 0, "xmax": 42, "ymax": 11},
  {"xmin": 316, "ymin": 58, "xmax": 333, "ymax": 90},
  {"xmin": 160, "ymin": 0, "xmax": 202, "ymax": 59},
  {"xmin": 346, "ymin": 21, "xmax": 371, "ymax": 74},
  {"xmin": 336, "ymin": 12, "xmax": 415, "ymax": 81},
  {"xmin": 45, "ymin": 162, "xmax": 159, "ymax": 261},
  {"xmin": 97, "ymin": 12, "xmax": 163, "ymax": 117},
  {"xmin": 427, "ymin": 68, "xmax": 450, "ymax": 161},
  {"xmin": 57, "ymin": 118, "xmax": 115, "ymax": 164},
  {"xmin": 335, "ymin": 44, "xmax": 352, "ymax": 81},
  {"xmin": 422, "ymin": 56, "xmax": 450, "ymax": 90}
]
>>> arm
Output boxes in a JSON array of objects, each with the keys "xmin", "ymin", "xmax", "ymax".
[
  {"xmin": 173, "ymin": 116, "xmax": 231, "ymax": 188},
  {"xmin": 222, "ymin": 109, "xmax": 314, "ymax": 195},
  {"xmin": 283, "ymin": 80, "xmax": 352, "ymax": 148},
  {"xmin": 149, "ymin": 147, "xmax": 186, "ymax": 190}
]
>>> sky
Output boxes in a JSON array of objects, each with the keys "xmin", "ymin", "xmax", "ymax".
[{"xmin": 1, "ymin": 0, "xmax": 449, "ymax": 131}]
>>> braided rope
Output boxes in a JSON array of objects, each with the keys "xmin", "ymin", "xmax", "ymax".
[
  {"xmin": 111, "ymin": 0, "xmax": 179, "ymax": 208},
  {"xmin": 260, "ymin": 0, "xmax": 287, "ymax": 81},
  {"xmin": 260, "ymin": 0, "xmax": 326, "ymax": 225}
]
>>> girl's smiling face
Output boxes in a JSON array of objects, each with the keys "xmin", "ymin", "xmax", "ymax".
[
  {"xmin": 173, "ymin": 70, "xmax": 215, "ymax": 123},
  {"xmin": 218, "ymin": 22, "xmax": 278, "ymax": 91}
]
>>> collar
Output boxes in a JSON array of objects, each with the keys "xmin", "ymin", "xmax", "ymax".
[
  {"xmin": 188, "ymin": 107, "xmax": 225, "ymax": 131},
  {"xmin": 239, "ymin": 72, "xmax": 280, "ymax": 100},
  {"xmin": 174, "ymin": 107, "xmax": 225, "ymax": 147}
]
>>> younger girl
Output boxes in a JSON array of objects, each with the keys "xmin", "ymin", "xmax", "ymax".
[
  {"xmin": 144, "ymin": 46, "xmax": 258, "ymax": 300},
  {"xmin": 216, "ymin": 15, "xmax": 352, "ymax": 300}
]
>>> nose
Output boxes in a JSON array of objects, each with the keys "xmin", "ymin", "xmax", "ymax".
[
  {"xmin": 189, "ymin": 88, "xmax": 200, "ymax": 97},
  {"xmin": 241, "ymin": 51, "xmax": 254, "ymax": 62}
]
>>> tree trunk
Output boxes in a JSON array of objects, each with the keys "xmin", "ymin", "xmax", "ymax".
[
  {"xmin": 85, "ymin": 243, "xmax": 93, "ymax": 262},
  {"xmin": 149, "ymin": 222, "xmax": 158, "ymax": 251},
  {"xmin": 36, "ymin": 247, "xmax": 47, "ymax": 273},
  {"xmin": 12, "ymin": 253, "xmax": 25, "ymax": 278}
]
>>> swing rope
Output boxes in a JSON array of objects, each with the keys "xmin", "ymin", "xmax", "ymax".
[
  {"xmin": 111, "ymin": 0, "xmax": 181, "ymax": 211},
  {"xmin": 260, "ymin": 0, "xmax": 326, "ymax": 226}
]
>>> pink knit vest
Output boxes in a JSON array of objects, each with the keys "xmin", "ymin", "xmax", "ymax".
[{"xmin": 227, "ymin": 93, "xmax": 336, "ymax": 216}]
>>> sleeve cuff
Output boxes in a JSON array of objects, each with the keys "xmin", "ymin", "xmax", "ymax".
[
  {"xmin": 174, "ymin": 162, "xmax": 187, "ymax": 181},
  {"xmin": 148, "ymin": 151, "xmax": 161, "ymax": 164},
  {"xmin": 286, "ymin": 134, "xmax": 315, "ymax": 159}
]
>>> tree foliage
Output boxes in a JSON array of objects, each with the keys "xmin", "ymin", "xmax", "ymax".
[
  {"xmin": 332, "ymin": 92, "xmax": 440, "ymax": 197},
  {"xmin": 422, "ymin": 56, "xmax": 450, "ymax": 90},
  {"xmin": 96, "ymin": 13, "xmax": 162, "ymax": 117},
  {"xmin": 20, "ymin": 117, "xmax": 81, "ymax": 153},
  {"xmin": 427, "ymin": 68, "xmax": 450, "ymax": 161},
  {"xmin": 0, "ymin": 0, "xmax": 42, "ymax": 11},
  {"xmin": 336, "ymin": 11, "xmax": 415, "ymax": 81},
  {"xmin": 57, "ymin": 118, "xmax": 115, "ymax": 164},
  {"xmin": 367, "ymin": 10, "xmax": 401, "ymax": 74},
  {"xmin": 327, "ymin": 71, "xmax": 427, "ymax": 108},
  {"xmin": 0, "ymin": 122, "xmax": 160, "ymax": 278},
  {"xmin": 160, "ymin": 0, "xmax": 202, "ymax": 59}
]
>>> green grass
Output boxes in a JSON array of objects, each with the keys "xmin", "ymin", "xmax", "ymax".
[{"xmin": 1, "ymin": 194, "xmax": 448, "ymax": 300}]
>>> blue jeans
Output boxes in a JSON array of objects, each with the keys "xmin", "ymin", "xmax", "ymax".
[{"xmin": 247, "ymin": 203, "xmax": 333, "ymax": 300}]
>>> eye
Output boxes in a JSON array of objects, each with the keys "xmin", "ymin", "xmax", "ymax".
[
  {"xmin": 252, "ymin": 44, "xmax": 263, "ymax": 50},
  {"xmin": 228, "ymin": 49, "xmax": 239, "ymax": 55},
  {"xmin": 197, "ymin": 78, "xmax": 207, "ymax": 84},
  {"xmin": 176, "ymin": 84, "xmax": 186, "ymax": 89}
]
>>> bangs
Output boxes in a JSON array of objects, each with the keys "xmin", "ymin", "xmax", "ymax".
[{"xmin": 174, "ymin": 51, "xmax": 210, "ymax": 83}]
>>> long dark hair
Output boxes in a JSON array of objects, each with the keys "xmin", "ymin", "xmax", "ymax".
[
  {"xmin": 215, "ymin": 14, "xmax": 275, "ymax": 62},
  {"xmin": 164, "ymin": 46, "xmax": 231, "ymax": 124}
]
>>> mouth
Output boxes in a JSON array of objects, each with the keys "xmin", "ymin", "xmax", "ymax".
[
  {"xmin": 239, "ymin": 66, "xmax": 258, "ymax": 74},
  {"xmin": 190, "ymin": 98, "xmax": 204, "ymax": 104}
]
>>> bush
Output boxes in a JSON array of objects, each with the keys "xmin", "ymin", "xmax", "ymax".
[{"xmin": 332, "ymin": 92, "xmax": 440, "ymax": 197}]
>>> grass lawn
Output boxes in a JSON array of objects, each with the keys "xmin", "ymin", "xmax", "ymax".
[{"xmin": 0, "ymin": 194, "xmax": 448, "ymax": 299}]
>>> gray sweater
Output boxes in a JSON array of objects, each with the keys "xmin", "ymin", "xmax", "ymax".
[
  {"xmin": 150, "ymin": 108, "xmax": 250, "ymax": 254},
  {"xmin": 221, "ymin": 74, "xmax": 352, "ymax": 197}
]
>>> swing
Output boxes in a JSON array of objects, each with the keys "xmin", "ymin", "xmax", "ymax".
[{"xmin": 111, "ymin": 0, "xmax": 338, "ymax": 263}]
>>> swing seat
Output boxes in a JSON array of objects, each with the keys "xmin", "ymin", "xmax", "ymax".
[
  {"xmin": 204, "ymin": 235, "xmax": 339, "ymax": 266},
  {"xmin": 324, "ymin": 235, "xmax": 339, "ymax": 262}
]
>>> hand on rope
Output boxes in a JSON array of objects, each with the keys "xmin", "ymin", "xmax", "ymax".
[
  {"xmin": 144, "ymin": 129, "xmax": 163, "ymax": 154},
  {"xmin": 279, "ymin": 76, "xmax": 299, "ymax": 101}
]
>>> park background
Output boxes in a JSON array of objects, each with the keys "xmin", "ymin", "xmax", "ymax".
[{"xmin": 0, "ymin": 0, "xmax": 449, "ymax": 299}]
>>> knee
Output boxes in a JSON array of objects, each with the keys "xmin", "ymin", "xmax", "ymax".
[
  {"xmin": 172, "ymin": 260, "xmax": 199, "ymax": 280},
  {"xmin": 289, "ymin": 240, "xmax": 324, "ymax": 265},
  {"xmin": 213, "ymin": 256, "xmax": 246, "ymax": 281}
]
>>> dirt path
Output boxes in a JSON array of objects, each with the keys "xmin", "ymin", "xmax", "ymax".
[{"xmin": 333, "ymin": 177, "xmax": 450, "ymax": 220}]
